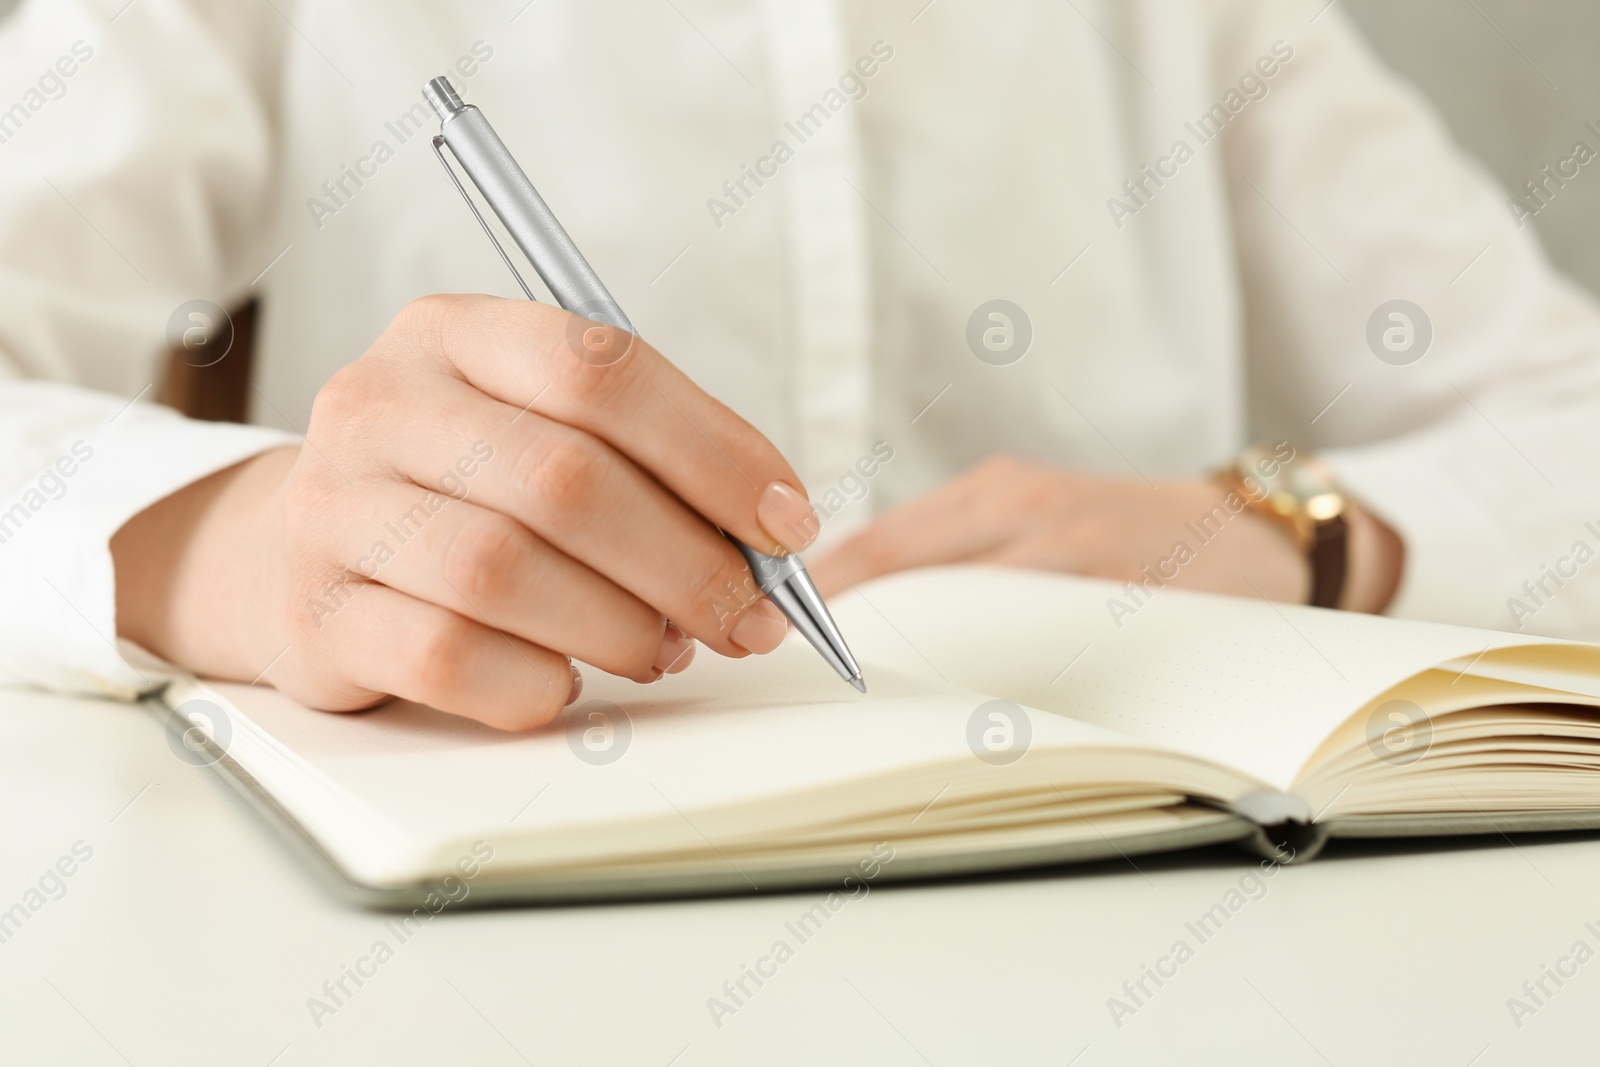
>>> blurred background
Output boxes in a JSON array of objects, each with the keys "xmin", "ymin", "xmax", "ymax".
[{"xmin": 1345, "ymin": 0, "xmax": 1600, "ymax": 299}]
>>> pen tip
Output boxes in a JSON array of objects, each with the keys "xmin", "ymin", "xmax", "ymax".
[{"xmin": 850, "ymin": 675, "xmax": 867, "ymax": 694}]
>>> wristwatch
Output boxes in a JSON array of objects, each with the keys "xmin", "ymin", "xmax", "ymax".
[{"xmin": 1215, "ymin": 443, "xmax": 1349, "ymax": 609}]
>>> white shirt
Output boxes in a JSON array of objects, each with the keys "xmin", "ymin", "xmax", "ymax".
[{"xmin": 6, "ymin": 0, "xmax": 1600, "ymax": 699}]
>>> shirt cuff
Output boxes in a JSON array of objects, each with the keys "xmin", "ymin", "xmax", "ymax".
[
  {"xmin": 0, "ymin": 386, "xmax": 296, "ymax": 699},
  {"xmin": 1322, "ymin": 423, "xmax": 1523, "ymax": 631}
]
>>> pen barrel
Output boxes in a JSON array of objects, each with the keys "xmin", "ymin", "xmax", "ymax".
[
  {"xmin": 731, "ymin": 540, "xmax": 807, "ymax": 595},
  {"xmin": 437, "ymin": 107, "xmax": 633, "ymax": 333},
  {"xmin": 425, "ymin": 76, "xmax": 863, "ymax": 690}
]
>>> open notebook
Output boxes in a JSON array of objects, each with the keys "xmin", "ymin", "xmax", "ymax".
[{"xmin": 159, "ymin": 566, "xmax": 1600, "ymax": 907}]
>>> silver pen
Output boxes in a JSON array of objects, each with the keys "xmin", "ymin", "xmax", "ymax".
[{"xmin": 424, "ymin": 76, "xmax": 866, "ymax": 693}]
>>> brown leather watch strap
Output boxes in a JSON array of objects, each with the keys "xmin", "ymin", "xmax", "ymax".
[
  {"xmin": 1307, "ymin": 512, "xmax": 1349, "ymax": 609},
  {"xmin": 1215, "ymin": 443, "xmax": 1352, "ymax": 610}
]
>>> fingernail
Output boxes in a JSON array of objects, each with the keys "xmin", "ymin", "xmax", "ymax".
[
  {"xmin": 653, "ymin": 622, "xmax": 697, "ymax": 675},
  {"xmin": 757, "ymin": 481, "xmax": 819, "ymax": 553},
  {"xmin": 729, "ymin": 599, "xmax": 789, "ymax": 654},
  {"xmin": 565, "ymin": 662, "xmax": 584, "ymax": 706}
]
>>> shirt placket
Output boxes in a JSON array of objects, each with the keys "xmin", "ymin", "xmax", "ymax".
[{"xmin": 759, "ymin": 0, "xmax": 874, "ymax": 537}]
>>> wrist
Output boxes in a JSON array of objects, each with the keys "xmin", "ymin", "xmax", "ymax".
[
  {"xmin": 1216, "ymin": 443, "xmax": 1404, "ymax": 614},
  {"xmin": 1341, "ymin": 502, "xmax": 1404, "ymax": 614},
  {"xmin": 112, "ymin": 446, "xmax": 298, "ymax": 678}
]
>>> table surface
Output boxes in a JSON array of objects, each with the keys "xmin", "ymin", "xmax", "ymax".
[{"xmin": 3, "ymin": 686, "xmax": 1598, "ymax": 1067}]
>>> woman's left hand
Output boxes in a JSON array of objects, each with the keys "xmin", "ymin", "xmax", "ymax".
[{"xmin": 807, "ymin": 456, "xmax": 1401, "ymax": 612}]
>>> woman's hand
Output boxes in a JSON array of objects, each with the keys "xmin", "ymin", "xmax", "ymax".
[
  {"xmin": 112, "ymin": 295, "xmax": 820, "ymax": 730},
  {"xmin": 809, "ymin": 456, "xmax": 1402, "ymax": 612}
]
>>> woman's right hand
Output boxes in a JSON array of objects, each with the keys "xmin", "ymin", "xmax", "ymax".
[{"xmin": 112, "ymin": 294, "xmax": 819, "ymax": 730}]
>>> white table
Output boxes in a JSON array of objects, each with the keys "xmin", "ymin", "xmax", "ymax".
[{"xmin": 2, "ymin": 686, "xmax": 1595, "ymax": 1066}]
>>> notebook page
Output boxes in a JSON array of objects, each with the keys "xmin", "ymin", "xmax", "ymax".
[
  {"xmin": 839, "ymin": 566, "xmax": 1563, "ymax": 791},
  {"xmin": 209, "ymin": 636, "xmax": 1247, "ymax": 865}
]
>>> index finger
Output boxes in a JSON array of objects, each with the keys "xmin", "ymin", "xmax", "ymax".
[{"xmin": 398, "ymin": 295, "xmax": 820, "ymax": 556}]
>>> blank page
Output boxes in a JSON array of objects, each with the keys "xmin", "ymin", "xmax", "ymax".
[{"xmin": 841, "ymin": 567, "xmax": 1563, "ymax": 791}]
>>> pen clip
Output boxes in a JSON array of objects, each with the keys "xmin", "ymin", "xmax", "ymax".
[{"xmin": 430, "ymin": 135, "xmax": 537, "ymax": 302}]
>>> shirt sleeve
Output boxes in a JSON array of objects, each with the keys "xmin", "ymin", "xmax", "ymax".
[
  {"xmin": 0, "ymin": 0, "xmax": 296, "ymax": 698},
  {"xmin": 1212, "ymin": 0, "xmax": 1600, "ymax": 638}
]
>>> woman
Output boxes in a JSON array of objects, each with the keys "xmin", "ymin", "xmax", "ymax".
[{"xmin": 1, "ymin": 0, "xmax": 1595, "ymax": 728}]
